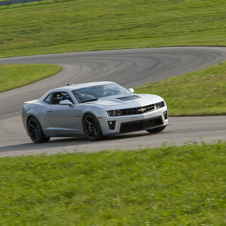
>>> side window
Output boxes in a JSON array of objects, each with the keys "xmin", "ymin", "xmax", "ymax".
[
  {"xmin": 44, "ymin": 94, "xmax": 53, "ymax": 104},
  {"xmin": 43, "ymin": 92, "xmax": 74, "ymax": 105}
]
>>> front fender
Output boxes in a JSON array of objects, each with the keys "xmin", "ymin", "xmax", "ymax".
[{"xmin": 81, "ymin": 105, "xmax": 107, "ymax": 119}]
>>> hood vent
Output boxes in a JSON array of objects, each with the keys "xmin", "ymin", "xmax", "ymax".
[{"xmin": 116, "ymin": 95, "xmax": 141, "ymax": 101}]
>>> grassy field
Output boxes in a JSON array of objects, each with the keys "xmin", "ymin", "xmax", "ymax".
[
  {"xmin": 0, "ymin": 0, "xmax": 226, "ymax": 57},
  {"xmin": 0, "ymin": 141, "xmax": 226, "ymax": 225},
  {"xmin": 0, "ymin": 64, "xmax": 62, "ymax": 93},
  {"xmin": 136, "ymin": 61, "xmax": 226, "ymax": 116}
]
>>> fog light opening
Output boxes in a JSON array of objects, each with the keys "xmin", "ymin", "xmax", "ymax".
[
  {"xmin": 163, "ymin": 111, "xmax": 168, "ymax": 120},
  {"xmin": 108, "ymin": 121, "xmax": 116, "ymax": 130}
]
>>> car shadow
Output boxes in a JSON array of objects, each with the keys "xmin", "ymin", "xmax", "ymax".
[{"xmin": 0, "ymin": 131, "xmax": 158, "ymax": 154}]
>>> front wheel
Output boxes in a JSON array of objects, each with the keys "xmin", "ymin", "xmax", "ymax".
[
  {"xmin": 146, "ymin": 125, "xmax": 166, "ymax": 134},
  {"xmin": 27, "ymin": 116, "xmax": 50, "ymax": 143},
  {"xmin": 83, "ymin": 113, "xmax": 104, "ymax": 141}
]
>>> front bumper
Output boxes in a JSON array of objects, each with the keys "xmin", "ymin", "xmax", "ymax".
[{"xmin": 99, "ymin": 107, "xmax": 169, "ymax": 136}]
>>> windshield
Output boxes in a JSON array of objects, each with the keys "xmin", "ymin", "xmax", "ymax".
[{"xmin": 72, "ymin": 83, "xmax": 131, "ymax": 103}]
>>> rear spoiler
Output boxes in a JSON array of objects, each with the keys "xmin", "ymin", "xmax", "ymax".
[{"xmin": 24, "ymin": 99, "xmax": 38, "ymax": 104}]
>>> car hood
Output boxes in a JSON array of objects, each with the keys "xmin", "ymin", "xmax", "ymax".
[{"xmin": 85, "ymin": 94, "xmax": 164, "ymax": 109}]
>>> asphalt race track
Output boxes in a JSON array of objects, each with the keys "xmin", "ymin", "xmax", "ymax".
[{"xmin": 1, "ymin": 47, "xmax": 226, "ymax": 156}]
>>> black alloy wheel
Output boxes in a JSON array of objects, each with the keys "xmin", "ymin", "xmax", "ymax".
[
  {"xmin": 146, "ymin": 125, "xmax": 166, "ymax": 134},
  {"xmin": 27, "ymin": 116, "xmax": 50, "ymax": 143},
  {"xmin": 83, "ymin": 113, "xmax": 104, "ymax": 141}
]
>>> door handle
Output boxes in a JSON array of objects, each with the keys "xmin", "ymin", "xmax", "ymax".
[{"xmin": 48, "ymin": 109, "xmax": 52, "ymax": 112}]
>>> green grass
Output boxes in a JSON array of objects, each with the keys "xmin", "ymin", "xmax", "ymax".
[
  {"xmin": 0, "ymin": 64, "xmax": 62, "ymax": 93},
  {"xmin": 0, "ymin": 0, "xmax": 226, "ymax": 57},
  {"xmin": 135, "ymin": 61, "xmax": 226, "ymax": 116},
  {"xmin": 1, "ymin": 141, "xmax": 226, "ymax": 225}
]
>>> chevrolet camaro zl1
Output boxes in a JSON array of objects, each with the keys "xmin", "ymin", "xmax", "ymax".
[{"xmin": 22, "ymin": 81, "xmax": 169, "ymax": 143}]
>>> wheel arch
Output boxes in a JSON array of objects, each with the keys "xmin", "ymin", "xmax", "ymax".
[
  {"xmin": 82, "ymin": 110, "xmax": 100, "ymax": 122},
  {"xmin": 27, "ymin": 114, "xmax": 38, "ymax": 126},
  {"xmin": 82, "ymin": 112, "xmax": 104, "ymax": 141},
  {"xmin": 26, "ymin": 115, "xmax": 50, "ymax": 143},
  {"xmin": 26, "ymin": 114, "xmax": 45, "ymax": 132}
]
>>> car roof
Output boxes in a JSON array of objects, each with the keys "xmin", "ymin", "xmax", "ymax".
[{"xmin": 51, "ymin": 81, "xmax": 114, "ymax": 92}]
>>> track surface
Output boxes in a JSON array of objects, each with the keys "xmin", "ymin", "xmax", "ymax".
[{"xmin": 1, "ymin": 47, "xmax": 226, "ymax": 156}]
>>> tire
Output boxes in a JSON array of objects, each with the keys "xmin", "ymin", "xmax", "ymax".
[
  {"xmin": 146, "ymin": 125, "xmax": 166, "ymax": 134},
  {"xmin": 83, "ymin": 113, "xmax": 104, "ymax": 141},
  {"xmin": 27, "ymin": 116, "xmax": 50, "ymax": 143}
]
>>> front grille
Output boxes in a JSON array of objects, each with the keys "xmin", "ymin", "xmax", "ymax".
[
  {"xmin": 119, "ymin": 104, "xmax": 155, "ymax": 116},
  {"xmin": 120, "ymin": 116, "xmax": 163, "ymax": 133}
]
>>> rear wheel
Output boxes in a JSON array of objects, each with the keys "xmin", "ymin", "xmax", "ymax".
[
  {"xmin": 146, "ymin": 125, "xmax": 166, "ymax": 134},
  {"xmin": 27, "ymin": 116, "xmax": 50, "ymax": 143},
  {"xmin": 83, "ymin": 113, "xmax": 104, "ymax": 141}
]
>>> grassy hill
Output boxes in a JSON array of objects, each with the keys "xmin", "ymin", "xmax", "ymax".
[
  {"xmin": 1, "ymin": 0, "xmax": 226, "ymax": 114},
  {"xmin": 0, "ymin": 0, "xmax": 226, "ymax": 57}
]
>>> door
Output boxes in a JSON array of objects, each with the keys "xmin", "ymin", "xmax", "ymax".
[{"xmin": 44, "ymin": 92, "xmax": 82, "ymax": 135}]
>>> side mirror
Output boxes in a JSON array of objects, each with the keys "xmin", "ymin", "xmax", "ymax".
[
  {"xmin": 59, "ymin": 100, "xmax": 73, "ymax": 106},
  {"xmin": 128, "ymin": 88, "xmax": 134, "ymax": 93}
]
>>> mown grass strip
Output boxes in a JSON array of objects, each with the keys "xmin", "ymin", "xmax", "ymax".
[
  {"xmin": 136, "ymin": 61, "xmax": 226, "ymax": 116},
  {"xmin": 0, "ymin": 0, "xmax": 226, "ymax": 57},
  {"xmin": 1, "ymin": 141, "xmax": 226, "ymax": 225},
  {"xmin": 0, "ymin": 64, "xmax": 62, "ymax": 93}
]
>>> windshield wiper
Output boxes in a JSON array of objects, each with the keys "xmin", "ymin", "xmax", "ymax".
[{"xmin": 80, "ymin": 98, "xmax": 98, "ymax": 103}]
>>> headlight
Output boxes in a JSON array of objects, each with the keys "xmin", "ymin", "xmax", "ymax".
[
  {"xmin": 155, "ymin": 101, "xmax": 165, "ymax": 108},
  {"xmin": 107, "ymin": 110, "xmax": 116, "ymax": 116},
  {"xmin": 107, "ymin": 110, "xmax": 123, "ymax": 116}
]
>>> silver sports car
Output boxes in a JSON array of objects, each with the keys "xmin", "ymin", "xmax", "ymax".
[{"xmin": 22, "ymin": 81, "xmax": 169, "ymax": 143}]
